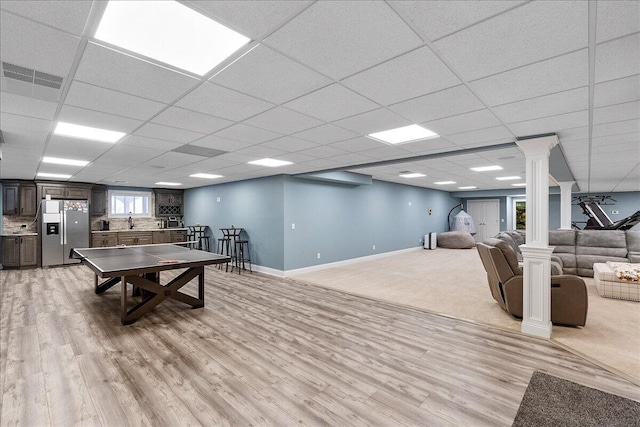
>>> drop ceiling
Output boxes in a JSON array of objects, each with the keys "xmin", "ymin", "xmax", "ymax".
[{"xmin": 0, "ymin": 0, "xmax": 638, "ymax": 193}]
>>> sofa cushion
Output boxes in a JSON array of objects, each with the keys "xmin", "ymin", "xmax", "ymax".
[
  {"xmin": 549, "ymin": 230, "xmax": 577, "ymax": 254},
  {"xmin": 626, "ymin": 231, "xmax": 640, "ymax": 262},
  {"xmin": 495, "ymin": 232, "xmax": 520, "ymax": 257},
  {"xmin": 438, "ymin": 231, "xmax": 476, "ymax": 249},
  {"xmin": 485, "ymin": 238, "xmax": 522, "ymax": 275},
  {"xmin": 576, "ymin": 230, "xmax": 628, "ymax": 258},
  {"xmin": 504, "ymin": 230, "xmax": 525, "ymax": 247}
]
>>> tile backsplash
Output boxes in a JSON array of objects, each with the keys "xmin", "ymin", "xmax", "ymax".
[{"xmin": 2, "ymin": 215, "xmax": 38, "ymax": 234}]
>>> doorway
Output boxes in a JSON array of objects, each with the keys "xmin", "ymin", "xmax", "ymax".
[{"xmin": 466, "ymin": 199, "xmax": 500, "ymax": 242}]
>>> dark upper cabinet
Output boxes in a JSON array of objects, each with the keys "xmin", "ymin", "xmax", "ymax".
[
  {"xmin": 155, "ymin": 189, "xmax": 184, "ymax": 217},
  {"xmin": 2, "ymin": 181, "xmax": 36, "ymax": 216},
  {"xmin": 91, "ymin": 186, "xmax": 107, "ymax": 216}
]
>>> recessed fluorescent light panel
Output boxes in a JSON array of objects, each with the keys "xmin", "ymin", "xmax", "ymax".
[
  {"xmin": 399, "ymin": 173, "xmax": 426, "ymax": 178},
  {"xmin": 434, "ymin": 181, "xmax": 456, "ymax": 185},
  {"xmin": 37, "ymin": 172, "xmax": 72, "ymax": 179},
  {"xmin": 54, "ymin": 122, "xmax": 125, "ymax": 143},
  {"xmin": 458, "ymin": 186, "xmax": 477, "ymax": 190},
  {"xmin": 248, "ymin": 158, "xmax": 293, "ymax": 167},
  {"xmin": 496, "ymin": 176, "xmax": 521, "ymax": 181},
  {"xmin": 470, "ymin": 165, "xmax": 503, "ymax": 172},
  {"xmin": 95, "ymin": 1, "xmax": 250, "ymax": 76},
  {"xmin": 512, "ymin": 183, "xmax": 527, "ymax": 187},
  {"xmin": 42, "ymin": 157, "xmax": 90, "ymax": 167},
  {"xmin": 190, "ymin": 173, "xmax": 223, "ymax": 179},
  {"xmin": 367, "ymin": 124, "xmax": 438, "ymax": 145},
  {"xmin": 155, "ymin": 182, "xmax": 182, "ymax": 186}
]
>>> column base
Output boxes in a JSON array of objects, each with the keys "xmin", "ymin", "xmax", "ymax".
[{"xmin": 522, "ymin": 319, "xmax": 552, "ymax": 339}]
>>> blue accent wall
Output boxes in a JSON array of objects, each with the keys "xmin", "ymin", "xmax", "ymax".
[
  {"xmin": 184, "ymin": 176, "xmax": 460, "ymax": 272},
  {"xmin": 184, "ymin": 176, "xmax": 285, "ymax": 270}
]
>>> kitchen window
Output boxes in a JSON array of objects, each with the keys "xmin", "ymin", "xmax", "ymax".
[{"xmin": 108, "ymin": 190, "xmax": 151, "ymax": 218}]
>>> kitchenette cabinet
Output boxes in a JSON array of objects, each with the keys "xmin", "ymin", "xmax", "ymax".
[{"xmin": 2, "ymin": 235, "xmax": 37, "ymax": 268}]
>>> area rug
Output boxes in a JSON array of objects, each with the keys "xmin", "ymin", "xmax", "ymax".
[{"xmin": 512, "ymin": 371, "xmax": 640, "ymax": 426}]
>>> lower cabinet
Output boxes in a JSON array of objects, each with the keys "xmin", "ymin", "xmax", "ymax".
[
  {"xmin": 170, "ymin": 230, "xmax": 187, "ymax": 243},
  {"xmin": 2, "ymin": 235, "xmax": 37, "ymax": 268},
  {"xmin": 118, "ymin": 231, "xmax": 152, "ymax": 246},
  {"xmin": 152, "ymin": 230, "xmax": 171, "ymax": 244},
  {"xmin": 91, "ymin": 233, "xmax": 118, "ymax": 248}
]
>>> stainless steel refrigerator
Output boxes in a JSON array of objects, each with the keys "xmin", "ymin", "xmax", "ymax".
[{"xmin": 41, "ymin": 199, "xmax": 89, "ymax": 266}]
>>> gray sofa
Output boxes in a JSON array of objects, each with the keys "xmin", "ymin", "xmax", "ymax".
[{"xmin": 494, "ymin": 230, "xmax": 640, "ymax": 277}]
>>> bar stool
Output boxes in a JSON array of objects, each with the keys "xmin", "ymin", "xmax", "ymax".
[
  {"xmin": 217, "ymin": 236, "xmax": 232, "ymax": 270},
  {"xmin": 234, "ymin": 240, "xmax": 252, "ymax": 274},
  {"xmin": 220, "ymin": 227, "xmax": 243, "ymax": 272},
  {"xmin": 188, "ymin": 226, "xmax": 211, "ymax": 251}
]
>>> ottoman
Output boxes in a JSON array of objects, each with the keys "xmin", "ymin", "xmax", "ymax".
[{"xmin": 593, "ymin": 262, "xmax": 640, "ymax": 301}]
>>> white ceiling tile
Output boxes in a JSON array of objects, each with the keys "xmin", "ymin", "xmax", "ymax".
[
  {"xmin": 65, "ymin": 81, "xmax": 166, "ymax": 121},
  {"xmin": 595, "ymin": 33, "xmax": 640, "ymax": 83},
  {"xmin": 213, "ymin": 123, "xmax": 282, "ymax": 144},
  {"xmin": 332, "ymin": 108, "xmax": 412, "ymax": 135},
  {"xmin": 292, "ymin": 124, "xmax": 359, "ymax": 144},
  {"xmin": 74, "ymin": 43, "xmax": 199, "ymax": 104},
  {"xmin": 508, "ymin": 111, "xmax": 588, "ymax": 137},
  {"xmin": 234, "ymin": 145, "xmax": 287, "ymax": 159},
  {"xmin": 134, "ymin": 123, "xmax": 205, "ymax": 144},
  {"xmin": 243, "ymin": 107, "xmax": 323, "ymax": 134},
  {"xmin": 45, "ymin": 135, "xmax": 113, "ymax": 160},
  {"xmin": 120, "ymin": 135, "xmax": 183, "ymax": 151},
  {"xmin": 260, "ymin": 136, "xmax": 318, "ymax": 152},
  {"xmin": 342, "ymin": 46, "xmax": 461, "ymax": 106},
  {"xmin": 0, "ymin": 1, "xmax": 91, "ymax": 36},
  {"xmin": 0, "ymin": 127, "xmax": 48, "ymax": 150},
  {"xmin": 328, "ymin": 152, "xmax": 376, "ymax": 166},
  {"xmin": 186, "ymin": 0, "xmax": 312, "ymax": 39},
  {"xmin": 0, "ymin": 92, "xmax": 57, "ymax": 120},
  {"xmin": 445, "ymin": 125, "xmax": 514, "ymax": 147},
  {"xmin": 389, "ymin": 85, "xmax": 485, "ymax": 123},
  {"xmin": 594, "ymin": 75, "xmax": 640, "ymax": 108},
  {"xmin": 593, "ymin": 119, "xmax": 640, "ymax": 137},
  {"xmin": 357, "ymin": 145, "xmax": 412, "ymax": 161},
  {"xmin": 151, "ymin": 106, "xmax": 233, "ymax": 134},
  {"xmin": 399, "ymin": 137, "xmax": 458, "ymax": 154},
  {"xmin": 329, "ymin": 136, "xmax": 385, "ymax": 153},
  {"xmin": 470, "ymin": 50, "xmax": 589, "ymax": 106},
  {"xmin": 58, "ymin": 105, "xmax": 143, "ymax": 134},
  {"xmin": 92, "ymin": 145, "xmax": 164, "ymax": 167},
  {"xmin": 596, "ymin": 1, "xmax": 640, "ymax": 43},
  {"xmin": 390, "ymin": 0, "xmax": 527, "ymax": 41},
  {"xmin": 593, "ymin": 101, "xmax": 640, "ymax": 125},
  {"xmin": 433, "ymin": 1, "xmax": 587, "ymax": 81},
  {"xmin": 423, "ymin": 109, "xmax": 502, "ymax": 136},
  {"xmin": 492, "ymin": 87, "xmax": 589, "ymax": 124},
  {"xmin": 142, "ymin": 152, "xmax": 204, "ymax": 170},
  {"xmin": 271, "ymin": 152, "xmax": 317, "ymax": 164},
  {"xmin": 190, "ymin": 135, "xmax": 252, "ymax": 152},
  {"xmin": 1, "ymin": 112, "xmax": 51, "ymax": 133},
  {"xmin": 295, "ymin": 145, "xmax": 350, "ymax": 159},
  {"xmin": 284, "ymin": 84, "xmax": 379, "ymax": 122},
  {"xmin": 0, "ymin": 12, "xmax": 80, "ymax": 77},
  {"xmin": 557, "ymin": 126, "xmax": 589, "ymax": 142},
  {"xmin": 210, "ymin": 45, "xmax": 331, "ymax": 104},
  {"xmin": 265, "ymin": 1, "xmax": 423, "ymax": 80},
  {"xmin": 298, "ymin": 158, "xmax": 344, "ymax": 170},
  {"xmin": 175, "ymin": 82, "xmax": 274, "ymax": 122}
]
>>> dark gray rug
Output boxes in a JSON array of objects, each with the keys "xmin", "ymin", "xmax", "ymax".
[{"xmin": 512, "ymin": 371, "xmax": 640, "ymax": 427}]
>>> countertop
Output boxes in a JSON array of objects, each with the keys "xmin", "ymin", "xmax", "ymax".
[
  {"xmin": 91, "ymin": 228, "xmax": 188, "ymax": 234},
  {"xmin": 1, "ymin": 233, "xmax": 38, "ymax": 237}
]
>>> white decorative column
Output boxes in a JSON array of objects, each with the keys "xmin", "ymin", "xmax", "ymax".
[
  {"xmin": 558, "ymin": 181, "xmax": 575, "ymax": 230},
  {"xmin": 516, "ymin": 135, "xmax": 559, "ymax": 339}
]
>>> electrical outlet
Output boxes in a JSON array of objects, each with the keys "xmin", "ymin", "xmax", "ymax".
[
  {"xmin": 408, "ymin": 201, "xmax": 412, "ymax": 206},
  {"xmin": 292, "ymin": 223, "xmax": 295, "ymax": 230},
  {"xmin": 372, "ymin": 245, "xmax": 375, "ymax": 250},
  {"xmin": 317, "ymin": 253, "xmax": 321, "ymax": 259},
  {"xmin": 216, "ymin": 197, "xmax": 221, "ymax": 202}
]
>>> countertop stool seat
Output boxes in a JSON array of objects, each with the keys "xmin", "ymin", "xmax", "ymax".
[
  {"xmin": 220, "ymin": 227, "xmax": 243, "ymax": 272},
  {"xmin": 187, "ymin": 226, "xmax": 210, "ymax": 251},
  {"xmin": 217, "ymin": 237, "xmax": 232, "ymax": 270},
  {"xmin": 234, "ymin": 240, "xmax": 252, "ymax": 274}
]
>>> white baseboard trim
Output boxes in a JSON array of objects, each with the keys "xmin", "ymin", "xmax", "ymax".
[{"xmin": 283, "ymin": 246, "xmax": 423, "ymax": 278}]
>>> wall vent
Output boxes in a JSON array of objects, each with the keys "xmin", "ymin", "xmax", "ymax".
[{"xmin": 2, "ymin": 62, "xmax": 63, "ymax": 89}]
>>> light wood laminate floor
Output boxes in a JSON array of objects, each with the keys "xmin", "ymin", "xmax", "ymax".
[{"xmin": 1, "ymin": 265, "xmax": 639, "ymax": 426}]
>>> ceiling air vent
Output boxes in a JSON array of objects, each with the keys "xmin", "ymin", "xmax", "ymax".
[{"xmin": 2, "ymin": 62, "xmax": 63, "ymax": 89}]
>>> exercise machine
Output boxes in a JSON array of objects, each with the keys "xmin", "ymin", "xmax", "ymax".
[{"xmin": 573, "ymin": 196, "xmax": 640, "ymax": 230}]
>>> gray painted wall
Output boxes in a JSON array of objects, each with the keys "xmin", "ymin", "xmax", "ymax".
[{"xmin": 184, "ymin": 175, "xmax": 460, "ymax": 272}]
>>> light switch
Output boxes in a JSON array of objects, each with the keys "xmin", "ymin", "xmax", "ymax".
[{"xmin": 292, "ymin": 223, "xmax": 296, "ymax": 230}]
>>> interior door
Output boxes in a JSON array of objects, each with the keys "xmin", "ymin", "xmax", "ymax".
[{"xmin": 467, "ymin": 200, "xmax": 500, "ymax": 242}]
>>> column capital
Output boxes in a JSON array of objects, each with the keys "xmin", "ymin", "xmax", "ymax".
[
  {"xmin": 516, "ymin": 135, "xmax": 559, "ymax": 156},
  {"xmin": 557, "ymin": 180, "xmax": 576, "ymax": 189}
]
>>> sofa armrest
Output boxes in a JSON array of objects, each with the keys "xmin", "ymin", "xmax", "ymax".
[
  {"xmin": 503, "ymin": 276, "xmax": 523, "ymax": 318},
  {"xmin": 550, "ymin": 275, "xmax": 588, "ymax": 327}
]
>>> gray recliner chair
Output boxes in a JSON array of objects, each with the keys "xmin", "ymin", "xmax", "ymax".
[{"xmin": 477, "ymin": 238, "xmax": 588, "ymax": 327}]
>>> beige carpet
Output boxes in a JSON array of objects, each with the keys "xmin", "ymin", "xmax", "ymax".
[{"xmin": 291, "ymin": 248, "xmax": 640, "ymax": 386}]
